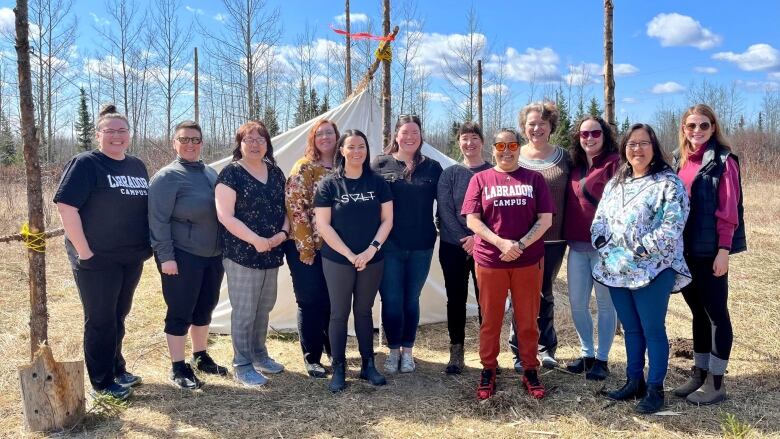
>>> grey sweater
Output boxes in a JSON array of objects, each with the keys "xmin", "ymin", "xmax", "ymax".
[
  {"xmin": 437, "ymin": 161, "xmax": 492, "ymax": 245},
  {"xmin": 148, "ymin": 157, "xmax": 221, "ymax": 262}
]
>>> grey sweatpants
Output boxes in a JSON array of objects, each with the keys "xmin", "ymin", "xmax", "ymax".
[{"xmin": 224, "ymin": 258, "xmax": 279, "ymax": 368}]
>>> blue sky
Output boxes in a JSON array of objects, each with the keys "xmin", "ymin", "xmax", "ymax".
[{"xmin": 2, "ymin": 0, "xmax": 779, "ymax": 127}]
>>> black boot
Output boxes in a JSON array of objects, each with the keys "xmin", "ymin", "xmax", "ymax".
[
  {"xmin": 635, "ymin": 384, "xmax": 665, "ymax": 414},
  {"xmin": 586, "ymin": 359, "xmax": 610, "ymax": 381},
  {"xmin": 359, "ymin": 356, "xmax": 387, "ymax": 386},
  {"xmin": 329, "ymin": 361, "xmax": 347, "ymax": 392},
  {"xmin": 606, "ymin": 377, "xmax": 647, "ymax": 400}
]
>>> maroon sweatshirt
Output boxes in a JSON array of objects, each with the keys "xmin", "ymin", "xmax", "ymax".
[{"xmin": 562, "ymin": 152, "xmax": 620, "ymax": 243}]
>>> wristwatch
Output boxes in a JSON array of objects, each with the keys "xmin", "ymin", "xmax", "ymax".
[{"xmin": 371, "ymin": 240, "xmax": 382, "ymax": 250}]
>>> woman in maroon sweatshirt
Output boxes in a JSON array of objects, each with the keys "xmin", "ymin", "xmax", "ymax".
[
  {"xmin": 562, "ymin": 116, "xmax": 620, "ymax": 381},
  {"xmin": 672, "ymin": 104, "xmax": 746, "ymax": 405}
]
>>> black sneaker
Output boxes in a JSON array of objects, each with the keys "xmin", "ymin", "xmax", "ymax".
[
  {"xmin": 171, "ymin": 363, "xmax": 203, "ymax": 390},
  {"xmin": 586, "ymin": 359, "xmax": 610, "ymax": 381},
  {"xmin": 93, "ymin": 383, "xmax": 133, "ymax": 401},
  {"xmin": 193, "ymin": 352, "xmax": 228, "ymax": 376},
  {"xmin": 566, "ymin": 356, "xmax": 595, "ymax": 374},
  {"xmin": 115, "ymin": 371, "xmax": 142, "ymax": 388}
]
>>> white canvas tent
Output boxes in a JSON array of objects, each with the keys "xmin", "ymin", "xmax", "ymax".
[{"xmin": 208, "ymin": 89, "xmax": 477, "ymax": 334}]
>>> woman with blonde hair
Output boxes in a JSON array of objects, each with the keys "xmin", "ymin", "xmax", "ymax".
[{"xmin": 672, "ymin": 104, "xmax": 746, "ymax": 405}]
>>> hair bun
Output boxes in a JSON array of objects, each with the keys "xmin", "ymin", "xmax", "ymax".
[{"xmin": 99, "ymin": 103, "xmax": 118, "ymax": 117}]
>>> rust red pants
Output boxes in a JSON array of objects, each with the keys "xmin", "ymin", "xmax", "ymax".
[{"xmin": 476, "ymin": 258, "xmax": 543, "ymax": 370}]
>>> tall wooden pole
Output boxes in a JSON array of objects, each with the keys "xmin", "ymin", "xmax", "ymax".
[
  {"xmin": 477, "ymin": 59, "xmax": 483, "ymax": 127},
  {"xmin": 603, "ymin": 0, "xmax": 615, "ymax": 128},
  {"xmin": 194, "ymin": 47, "xmax": 199, "ymax": 123},
  {"xmin": 382, "ymin": 0, "xmax": 391, "ymax": 148},
  {"xmin": 15, "ymin": 0, "xmax": 48, "ymax": 359},
  {"xmin": 345, "ymin": 0, "xmax": 352, "ymax": 97}
]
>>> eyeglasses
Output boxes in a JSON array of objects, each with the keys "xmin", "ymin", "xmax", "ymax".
[
  {"xmin": 579, "ymin": 129, "xmax": 602, "ymax": 139},
  {"xmin": 100, "ymin": 129, "xmax": 129, "ymax": 135},
  {"xmin": 176, "ymin": 136, "xmax": 202, "ymax": 144},
  {"xmin": 493, "ymin": 142, "xmax": 519, "ymax": 152},
  {"xmin": 242, "ymin": 137, "xmax": 267, "ymax": 145},
  {"xmin": 684, "ymin": 122, "xmax": 712, "ymax": 131},
  {"xmin": 626, "ymin": 141, "xmax": 652, "ymax": 150},
  {"xmin": 315, "ymin": 130, "xmax": 336, "ymax": 138}
]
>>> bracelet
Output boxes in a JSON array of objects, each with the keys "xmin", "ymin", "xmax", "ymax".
[
  {"xmin": 515, "ymin": 240, "xmax": 526, "ymax": 250},
  {"xmin": 280, "ymin": 230, "xmax": 290, "ymax": 239}
]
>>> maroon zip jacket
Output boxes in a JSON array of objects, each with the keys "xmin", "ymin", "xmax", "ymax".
[{"xmin": 562, "ymin": 152, "xmax": 621, "ymax": 243}]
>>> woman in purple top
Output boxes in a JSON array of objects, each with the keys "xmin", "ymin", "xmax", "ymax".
[{"xmin": 672, "ymin": 104, "xmax": 746, "ymax": 405}]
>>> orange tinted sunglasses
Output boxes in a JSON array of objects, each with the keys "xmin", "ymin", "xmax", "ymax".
[{"xmin": 493, "ymin": 142, "xmax": 519, "ymax": 152}]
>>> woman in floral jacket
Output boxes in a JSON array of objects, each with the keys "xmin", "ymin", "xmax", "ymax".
[
  {"xmin": 284, "ymin": 119, "xmax": 340, "ymax": 378},
  {"xmin": 592, "ymin": 123, "xmax": 691, "ymax": 414}
]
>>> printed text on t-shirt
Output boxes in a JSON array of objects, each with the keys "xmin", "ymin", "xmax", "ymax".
[
  {"xmin": 483, "ymin": 184, "xmax": 534, "ymax": 206},
  {"xmin": 337, "ymin": 191, "xmax": 375, "ymax": 203},
  {"xmin": 107, "ymin": 175, "xmax": 149, "ymax": 196}
]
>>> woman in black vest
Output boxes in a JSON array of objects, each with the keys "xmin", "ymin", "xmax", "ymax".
[{"xmin": 673, "ymin": 104, "xmax": 746, "ymax": 405}]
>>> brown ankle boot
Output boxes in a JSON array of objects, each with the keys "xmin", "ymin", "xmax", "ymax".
[
  {"xmin": 673, "ymin": 366, "xmax": 707, "ymax": 397},
  {"xmin": 445, "ymin": 344, "xmax": 465, "ymax": 374},
  {"xmin": 686, "ymin": 374, "xmax": 727, "ymax": 405}
]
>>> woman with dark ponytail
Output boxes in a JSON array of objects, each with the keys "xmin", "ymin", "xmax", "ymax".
[{"xmin": 54, "ymin": 104, "xmax": 152, "ymax": 400}]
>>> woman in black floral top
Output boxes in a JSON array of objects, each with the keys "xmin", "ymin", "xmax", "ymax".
[{"xmin": 215, "ymin": 120, "xmax": 289, "ymax": 387}]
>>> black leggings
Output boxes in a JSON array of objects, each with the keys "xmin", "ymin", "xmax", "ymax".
[
  {"xmin": 439, "ymin": 240, "xmax": 480, "ymax": 345},
  {"xmin": 322, "ymin": 258, "xmax": 383, "ymax": 363},
  {"xmin": 681, "ymin": 255, "xmax": 733, "ymax": 360}
]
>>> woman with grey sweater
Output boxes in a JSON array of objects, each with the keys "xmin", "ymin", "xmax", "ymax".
[
  {"xmin": 149, "ymin": 120, "xmax": 227, "ymax": 390},
  {"xmin": 437, "ymin": 122, "xmax": 491, "ymax": 374}
]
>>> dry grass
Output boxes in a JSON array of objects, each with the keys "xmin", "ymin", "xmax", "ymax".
[{"xmin": 1, "ymin": 180, "xmax": 779, "ymax": 438}]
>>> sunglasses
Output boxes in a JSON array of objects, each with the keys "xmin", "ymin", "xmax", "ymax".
[
  {"xmin": 493, "ymin": 142, "xmax": 519, "ymax": 152},
  {"xmin": 176, "ymin": 136, "xmax": 202, "ymax": 144},
  {"xmin": 579, "ymin": 129, "xmax": 603, "ymax": 139},
  {"xmin": 684, "ymin": 122, "xmax": 711, "ymax": 131}
]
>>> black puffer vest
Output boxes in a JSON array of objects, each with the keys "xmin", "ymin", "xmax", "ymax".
[{"xmin": 674, "ymin": 142, "xmax": 747, "ymax": 257}]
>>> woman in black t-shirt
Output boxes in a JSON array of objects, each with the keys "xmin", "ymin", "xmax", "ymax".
[
  {"xmin": 215, "ymin": 120, "xmax": 289, "ymax": 388},
  {"xmin": 53, "ymin": 104, "xmax": 151, "ymax": 401},
  {"xmin": 314, "ymin": 129, "xmax": 393, "ymax": 392}
]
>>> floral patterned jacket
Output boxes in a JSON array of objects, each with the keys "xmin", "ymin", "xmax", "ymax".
[
  {"xmin": 285, "ymin": 157, "xmax": 331, "ymax": 262},
  {"xmin": 591, "ymin": 168, "xmax": 692, "ymax": 291}
]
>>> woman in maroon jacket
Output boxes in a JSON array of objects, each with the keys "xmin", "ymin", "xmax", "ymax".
[{"xmin": 562, "ymin": 116, "xmax": 620, "ymax": 380}]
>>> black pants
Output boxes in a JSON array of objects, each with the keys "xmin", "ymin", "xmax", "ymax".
[
  {"xmin": 156, "ymin": 249, "xmax": 224, "ymax": 336},
  {"xmin": 509, "ymin": 241, "xmax": 566, "ymax": 358},
  {"xmin": 284, "ymin": 241, "xmax": 331, "ymax": 365},
  {"xmin": 69, "ymin": 253, "xmax": 144, "ymax": 390},
  {"xmin": 439, "ymin": 240, "xmax": 480, "ymax": 345},
  {"xmin": 322, "ymin": 258, "xmax": 383, "ymax": 363},
  {"xmin": 681, "ymin": 255, "xmax": 733, "ymax": 360}
]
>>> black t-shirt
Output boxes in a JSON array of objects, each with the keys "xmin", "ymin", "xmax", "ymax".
[
  {"xmin": 53, "ymin": 150, "xmax": 152, "ymax": 264},
  {"xmin": 217, "ymin": 161, "xmax": 286, "ymax": 269},
  {"xmin": 313, "ymin": 171, "xmax": 393, "ymax": 265},
  {"xmin": 370, "ymin": 154, "xmax": 443, "ymax": 250}
]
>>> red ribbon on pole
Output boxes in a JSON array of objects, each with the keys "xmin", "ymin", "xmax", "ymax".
[{"xmin": 330, "ymin": 24, "xmax": 395, "ymax": 42}]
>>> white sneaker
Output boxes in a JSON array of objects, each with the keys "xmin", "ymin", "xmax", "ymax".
[
  {"xmin": 384, "ymin": 350, "xmax": 400, "ymax": 373},
  {"xmin": 400, "ymin": 352, "xmax": 416, "ymax": 373}
]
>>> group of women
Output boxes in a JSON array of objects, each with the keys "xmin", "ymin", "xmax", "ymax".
[{"xmin": 54, "ymin": 101, "xmax": 744, "ymax": 415}]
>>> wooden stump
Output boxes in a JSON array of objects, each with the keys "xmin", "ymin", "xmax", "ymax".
[{"xmin": 18, "ymin": 344, "xmax": 85, "ymax": 432}]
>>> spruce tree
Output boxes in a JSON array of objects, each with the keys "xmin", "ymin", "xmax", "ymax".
[
  {"xmin": 587, "ymin": 97, "xmax": 602, "ymax": 118},
  {"xmin": 320, "ymin": 95, "xmax": 330, "ymax": 115},
  {"xmin": 294, "ymin": 79, "xmax": 309, "ymax": 125},
  {"xmin": 308, "ymin": 88, "xmax": 320, "ymax": 120},
  {"xmin": 550, "ymin": 88, "xmax": 572, "ymax": 148},
  {"xmin": 0, "ymin": 112, "xmax": 16, "ymax": 165},
  {"xmin": 74, "ymin": 87, "xmax": 94, "ymax": 151},
  {"xmin": 620, "ymin": 116, "xmax": 630, "ymax": 136},
  {"xmin": 448, "ymin": 121, "xmax": 462, "ymax": 160},
  {"xmin": 263, "ymin": 106, "xmax": 280, "ymax": 137}
]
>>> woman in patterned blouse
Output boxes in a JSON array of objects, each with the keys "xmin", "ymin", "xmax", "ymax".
[
  {"xmin": 284, "ymin": 119, "xmax": 340, "ymax": 378},
  {"xmin": 215, "ymin": 120, "xmax": 290, "ymax": 387},
  {"xmin": 592, "ymin": 123, "xmax": 691, "ymax": 414}
]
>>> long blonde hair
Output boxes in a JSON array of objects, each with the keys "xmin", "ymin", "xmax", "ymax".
[{"xmin": 678, "ymin": 104, "xmax": 731, "ymax": 168}]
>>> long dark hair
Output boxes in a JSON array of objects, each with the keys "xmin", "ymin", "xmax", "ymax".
[
  {"xmin": 615, "ymin": 123, "xmax": 670, "ymax": 185},
  {"xmin": 386, "ymin": 114, "xmax": 424, "ymax": 179},
  {"xmin": 231, "ymin": 120, "xmax": 276, "ymax": 166},
  {"xmin": 569, "ymin": 116, "xmax": 618, "ymax": 168},
  {"xmin": 334, "ymin": 129, "xmax": 373, "ymax": 177}
]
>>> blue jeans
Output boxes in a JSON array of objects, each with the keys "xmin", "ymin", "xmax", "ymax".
[
  {"xmin": 608, "ymin": 269, "xmax": 675, "ymax": 386},
  {"xmin": 567, "ymin": 247, "xmax": 616, "ymax": 361},
  {"xmin": 379, "ymin": 241, "xmax": 434, "ymax": 349}
]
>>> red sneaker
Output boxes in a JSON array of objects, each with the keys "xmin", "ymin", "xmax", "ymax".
[
  {"xmin": 522, "ymin": 369, "xmax": 546, "ymax": 399},
  {"xmin": 476, "ymin": 368, "xmax": 496, "ymax": 400}
]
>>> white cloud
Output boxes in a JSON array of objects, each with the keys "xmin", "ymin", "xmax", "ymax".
[
  {"xmin": 484, "ymin": 84, "xmax": 509, "ymax": 95},
  {"xmin": 614, "ymin": 63, "xmax": 639, "ymax": 76},
  {"xmin": 334, "ymin": 13, "xmax": 369, "ymax": 25},
  {"xmin": 185, "ymin": 6, "xmax": 204, "ymax": 15},
  {"xmin": 769, "ymin": 72, "xmax": 780, "ymax": 81},
  {"xmin": 487, "ymin": 46, "xmax": 560, "ymax": 83},
  {"xmin": 622, "ymin": 97, "xmax": 639, "ymax": 104},
  {"xmin": 712, "ymin": 44, "xmax": 780, "ymax": 71},
  {"xmin": 564, "ymin": 63, "xmax": 600, "ymax": 86},
  {"xmin": 735, "ymin": 79, "xmax": 780, "ymax": 92},
  {"xmin": 89, "ymin": 12, "xmax": 110, "ymax": 26},
  {"xmin": 646, "ymin": 13, "xmax": 722, "ymax": 50},
  {"xmin": 410, "ymin": 32, "xmax": 488, "ymax": 78},
  {"xmin": 651, "ymin": 81, "xmax": 685, "ymax": 94},
  {"xmin": 0, "ymin": 7, "xmax": 14, "ymax": 33},
  {"xmin": 399, "ymin": 19, "xmax": 421, "ymax": 30},
  {"xmin": 694, "ymin": 66, "xmax": 718, "ymax": 74},
  {"xmin": 421, "ymin": 91, "xmax": 450, "ymax": 103},
  {"xmin": 214, "ymin": 13, "xmax": 226, "ymax": 23}
]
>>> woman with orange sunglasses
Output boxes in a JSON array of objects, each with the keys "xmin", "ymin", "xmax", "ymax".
[{"xmin": 462, "ymin": 128, "xmax": 554, "ymax": 400}]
